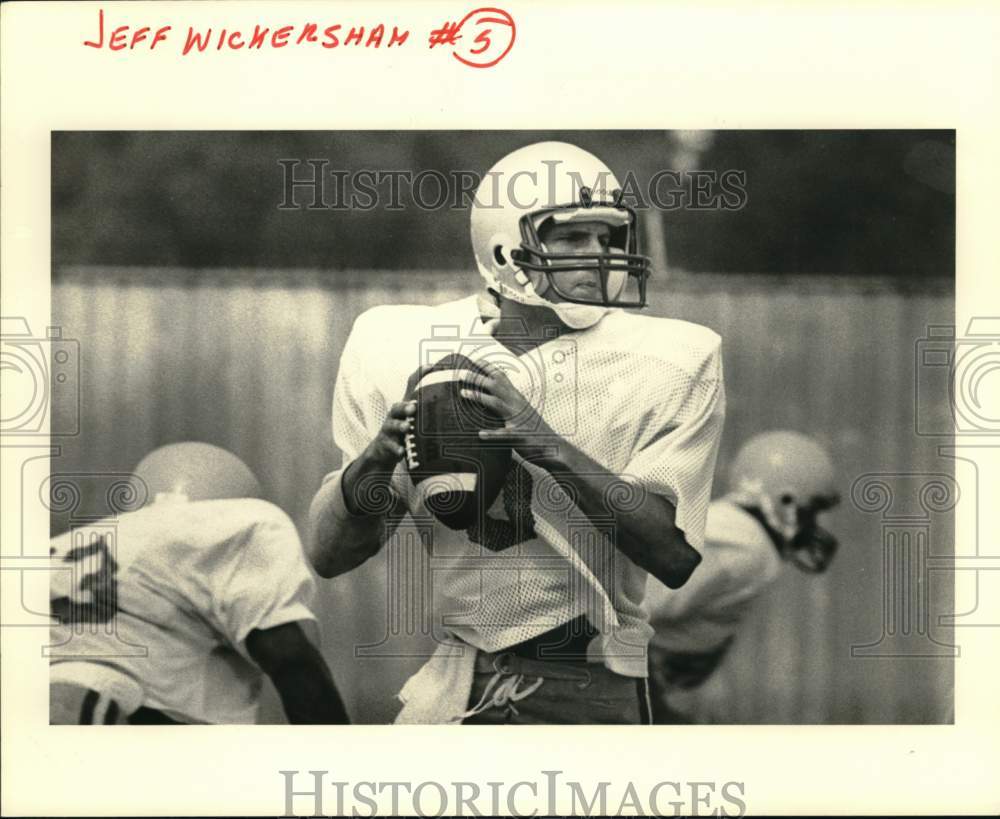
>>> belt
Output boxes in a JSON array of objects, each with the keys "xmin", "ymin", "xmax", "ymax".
[
  {"xmin": 505, "ymin": 615, "xmax": 597, "ymax": 664},
  {"xmin": 468, "ymin": 648, "xmax": 654, "ymax": 724}
]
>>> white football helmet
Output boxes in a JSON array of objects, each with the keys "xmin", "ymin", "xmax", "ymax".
[
  {"xmin": 130, "ymin": 442, "xmax": 262, "ymax": 505},
  {"xmin": 727, "ymin": 430, "xmax": 840, "ymax": 572},
  {"xmin": 470, "ymin": 141, "xmax": 651, "ymax": 329}
]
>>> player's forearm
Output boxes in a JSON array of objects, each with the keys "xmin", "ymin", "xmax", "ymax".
[
  {"xmin": 267, "ymin": 657, "xmax": 351, "ymax": 724},
  {"xmin": 538, "ymin": 444, "xmax": 702, "ymax": 589},
  {"xmin": 248, "ymin": 624, "xmax": 351, "ymax": 724},
  {"xmin": 306, "ymin": 454, "xmax": 401, "ymax": 578}
]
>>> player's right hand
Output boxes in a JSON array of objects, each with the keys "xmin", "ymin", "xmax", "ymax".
[
  {"xmin": 362, "ymin": 362, "xmax": 442, "ymax": 468},
  {"xmin": 359, "ymin": 362, "xmax": 439, "ymax": 471},
  {"xmin": 362, "ymin": 400, "xmax": 417, "ymax": 469},
  {"xmin": 341, "ymin": 399, "xmax": 417, "ymax": 516}
]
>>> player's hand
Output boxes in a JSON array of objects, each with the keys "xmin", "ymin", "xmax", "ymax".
[
  {"xmin": 459, "ymin": 361, "xmax": 559, "ymax": 461},
  {"xmin": 362, "ymin": 399, "xmax": 417, "ymax": 469},
  {"xmin": 361, "ymin": 362, "xmax": 442, "ymax": 470}
]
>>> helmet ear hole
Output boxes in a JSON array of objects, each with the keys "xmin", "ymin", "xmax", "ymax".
[
  {"xmin": 493, "ymin": 245, "xmax": 507, "ymax": 266},
  {"xmin": 779, "ymin": 493, "xmax": 795, "ymax": 506}
]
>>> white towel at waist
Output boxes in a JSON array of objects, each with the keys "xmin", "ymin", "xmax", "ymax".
[{"xmin": 394, "ymin": 635, "xmax": 478, "ymax": 724}]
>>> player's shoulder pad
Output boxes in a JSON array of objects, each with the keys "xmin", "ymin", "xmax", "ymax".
[
  {"xmin": 228, "ymin": 496, "xmax": 295, "ymax": 526},
  {"xmin": 350, "ymin": 296, "xmax": 480, "ymax": 346},
  {"xmin": 209, "ymin": 499, "xmax": 309, "ymax": 564},
  {"xmin": 49, "ymin": 509, "xmax": 133, "ymax": 554},
  {"xmin": 599, "ymin": 311, "xmax": 722, "ymax": 374},
  {"xmin": 191, "ymin": 497, "xmax": 299, "ymax": 540},
  {"xmin": 705, "ymin": 499, "xmax": 776, "ymax": 567}
]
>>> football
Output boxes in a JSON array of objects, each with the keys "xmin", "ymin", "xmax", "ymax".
[{"xmin": 404, "ymin": 354, "xmax": 512, "ymax": 530}]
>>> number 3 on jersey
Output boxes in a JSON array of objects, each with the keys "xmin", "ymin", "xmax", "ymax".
[{"xmin": 50, "ymin": 534, "xmax": 119, "ymax": 626}]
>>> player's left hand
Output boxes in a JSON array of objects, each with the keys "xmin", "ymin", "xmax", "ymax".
[{"xmin": 459, "ymin": 361, "xmax": 560, "ymax": 462}]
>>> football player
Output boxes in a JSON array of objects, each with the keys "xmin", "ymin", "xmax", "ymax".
[
  {"xmin": 644, "ymin": 430, "xmax": 840, "ymax": 723},
  {"xmin": 49, "ymin": 442, "xmax": 349, "ymax": 725},
  {"xmin": 308, "ymin": 141, "xmax": 726, "ymax": 724}
]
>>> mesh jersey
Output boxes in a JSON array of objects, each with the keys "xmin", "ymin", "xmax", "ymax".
[
  {"xmin": 48, "ymin": 498, "xmax": 317, "ymax": 724},
  {"xmin": 331, "ymin": 295, "xmax": 725, "ymax": 677},
  {"xmin": 645, "ymin": 499, "xmax": 784, "ymax": 653}
]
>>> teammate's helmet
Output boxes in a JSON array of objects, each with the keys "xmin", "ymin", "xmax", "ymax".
[
  {"xmin": 470, "ymin": 141, "xmax": 651, "ymax": 328},
  {"xmin": 130, "ymin": 442, "xmax": 261, "ymax": 505},
  {"xmin": 727, "ymin": 430, "xmax": 840, "ymax": 572}
]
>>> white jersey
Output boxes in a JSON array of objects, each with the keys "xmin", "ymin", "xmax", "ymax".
[
  {"xmin": 645, "ymin": 498, "xmax": 783, "ymax": 653},
  {"xmin": 48, "ymin": 498, "xmax": 318, "ymax": 724},
  {"xmin": 330, "ymin": 295, "xmax": 725, "ymax": 677}
]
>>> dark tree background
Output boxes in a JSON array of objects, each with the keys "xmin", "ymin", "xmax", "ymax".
[{"xmin": 52, "ymin": 130, "xmax": 954, "ymax": 278}]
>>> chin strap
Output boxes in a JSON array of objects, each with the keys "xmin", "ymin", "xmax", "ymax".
[
  {"xmin": 476, "ymin": 292, "xmax": 502, "ymax": 335},
  {"xmin": 477, "ymin": 287, "xmax": 612, "ymax": 333},
  {"xmin": 552, "ymin": 302, "xmax": 614, "ymax": 330}
]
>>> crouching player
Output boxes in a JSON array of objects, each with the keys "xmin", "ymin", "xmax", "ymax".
[
  {"xmin": 48, "ymin": 442, "xmax": 349, "ymax": 725},
  {"xmin": 645, "ymin": 431, "xmax": 841, "ymax": 723}
]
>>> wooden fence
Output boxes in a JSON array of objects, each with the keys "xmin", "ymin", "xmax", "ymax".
[{"xmin": 51, "ymin": 268, "xmax": 955, "ymax": 724}]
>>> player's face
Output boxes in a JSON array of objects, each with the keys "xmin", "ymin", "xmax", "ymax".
[{"xmin": 536, "ymin": 220, "xmax": 619, "ymax": 303}]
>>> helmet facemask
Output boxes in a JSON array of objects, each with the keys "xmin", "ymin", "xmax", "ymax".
[
  {"xmin": 761, "ymin": 491, "xmax": 840, "ymax": 574},
  {"xmin": 782, "ymin": 493, "xmax": 840, "ymax": 573},
  {"xmin": 511, "ymin": 186, "xmax": 651, "ymax": 309}
]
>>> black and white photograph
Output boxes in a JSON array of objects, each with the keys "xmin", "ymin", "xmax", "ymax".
[
  {"xmin": 2, "ymin": 2, "xmax": 997, "ymax": 817},
  {"xmin": 43, "ymin": 129, "xmax": 955, "ymax": 728}
]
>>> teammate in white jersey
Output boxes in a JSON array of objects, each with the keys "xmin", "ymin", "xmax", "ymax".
[
  {"xmin": 49, "ymin": 442, "xmax": 349, "ymax": 725},
  {"xmin": 644, "ymin": 431, "xmax": 840, "ymax": 723},
  {"xmin": 308, "ymin": 142, "xmax": 726, "ymax": 724}
]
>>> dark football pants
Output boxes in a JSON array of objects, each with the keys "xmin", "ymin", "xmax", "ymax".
[{"xmin": 462, "ymin": 650, "xmax": 652, "ymax": 725}]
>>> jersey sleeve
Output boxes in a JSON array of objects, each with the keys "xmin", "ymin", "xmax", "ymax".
[
  {"xmin": 326, "ymin": 308, "xmax": 417, "ymax": 515},
  {"xmin": 332, "ymin": 310, "xmax": 391, "ymax": 463},
  {"xmin": 623, "ymin": 337, "xmax": 725, "ymax": 552},
  {"xmin": 210, "ymin": 506, "xmax": 318, "ymax": 652}
]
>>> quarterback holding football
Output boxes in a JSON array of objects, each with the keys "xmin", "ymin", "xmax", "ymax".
[{"xmin": 308, "ymin": 141, "xmax": 726, "ymax": 724}]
